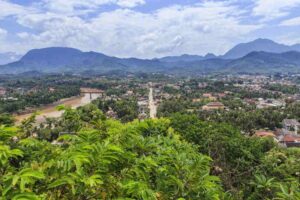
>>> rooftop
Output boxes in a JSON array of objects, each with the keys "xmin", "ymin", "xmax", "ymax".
[
  {"xmin": 283, "ymin": 119, "xmax": 300, "ymax": 126},
  {"xmin": 254, "ymin": 130, "xmax": 275, "ymax": 138},
  {"xmin": 206, "ymin": 102, "xmax": 225, "ymax": 107}
]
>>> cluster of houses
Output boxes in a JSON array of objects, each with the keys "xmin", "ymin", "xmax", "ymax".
[
  {"xmin": 0, "ymin": 87, "xmax": 6, "ymax": 96},
  {"xmin": 95, "ymin": 83, "xmax": 151, "ymax": 120},
  {"xmin": 137, "ymin": 98, "xmax": 149, "ymax": 120},
  {"xmin": 200, "ymin": 93, "xmax": 227, "ymax": 111},
  {"xmin": 231, "ymin": 75, "xmax": 299, "ymax": 108},
  {"xmin": 0, "ymin": 87, "xmax": 18, "ymax": 101},
  {"xmin": 256, "ymin": 98, "xmax": 286, "ymax": 109},
  {"xmin": 0, "ymin": 86, "xmax": 53, "ymax": 101},
  {"xmin": 105, "ymin": 107, "xmax": 118, "ymax": 119},
  {"xmin": 202, "ymin": 102, "xmax": 225, "ymax": 111},
  {"xmin": 255, "ymin": 119, "xmax": 300, "ymax": 148}
]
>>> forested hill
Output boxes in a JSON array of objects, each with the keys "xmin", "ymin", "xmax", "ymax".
[
  {"xmin": 222, "ymin": 38, "xmax": 300, "ymax": 59},
  {"xmin": 0, "ymin": 104, "xmax": 299, "ymax": 199}
]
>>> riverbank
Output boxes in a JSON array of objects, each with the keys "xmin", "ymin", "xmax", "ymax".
[
  {"xmin": 14, "ymin": 93, "xmax": 100, "ymax": 124},
  {"xmin": 15, "ymin": 95, "xmax": 83, "ymax": 116}
]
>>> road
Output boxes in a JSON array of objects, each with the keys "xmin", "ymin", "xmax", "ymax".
[{"xmin": 149, "ymin": 85, "xmax": 157, "ymax": 119}]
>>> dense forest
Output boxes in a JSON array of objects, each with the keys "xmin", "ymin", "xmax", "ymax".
[{"xmin": 0, "ymin": 104, "xmax": 299, "ymax": 199}]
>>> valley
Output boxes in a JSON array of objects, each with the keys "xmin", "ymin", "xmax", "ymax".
[
  {"xmin": 1, "ymin": 71, "xmax": 300, "ymax": 200},
  {"xmin": 1, "ymin": 0, "xmax": 300, "ymax": 198}
]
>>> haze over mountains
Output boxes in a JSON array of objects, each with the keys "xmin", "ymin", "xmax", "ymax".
[
  {"xmin": 0, "ymin": 52, "xmax": 22, "ymax": 65},
  {"xmin": 1, "ymin": 38, "xmax": 300, "ymax": 75}
]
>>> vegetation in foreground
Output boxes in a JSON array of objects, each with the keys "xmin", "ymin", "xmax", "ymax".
[{"xmin": 0, "ymin": 105, "xmax": 299, "ymax": 199}]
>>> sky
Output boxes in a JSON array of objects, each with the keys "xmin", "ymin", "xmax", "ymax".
[{"xmin": 0, "ymin": 0, "xmax": 300, "ymax": 58}]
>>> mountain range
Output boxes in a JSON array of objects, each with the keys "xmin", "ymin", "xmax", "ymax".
[{"xmin": 1, "ymin": 38, "xmax": 300, "ymax": 75}]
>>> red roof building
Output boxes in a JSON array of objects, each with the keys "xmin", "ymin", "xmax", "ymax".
[
  {"xmin": 202, "ymin": 102, "xmax": 225, "ymax": 111},
  {"xmin": 280, "ymin": 134, "xmax": 300, "ymax": 147},
  {"xmin": 254, "ymin": 130, "xmax": 276, "ymax": 138}
]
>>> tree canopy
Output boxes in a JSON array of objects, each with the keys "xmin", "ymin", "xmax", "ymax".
[{"xmin": 0, "ymin": 106, "xmax": 299, "ymax": 199}]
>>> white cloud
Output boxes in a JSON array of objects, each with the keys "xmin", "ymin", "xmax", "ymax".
[
  {"xmin": 40, "ymin": 0, "xmax": 112, "ymax": 15},
  {"xmin": 0, "ymin": 0, "xmax": 269, "ymax": 58},
  {"xmin": 2, "ymin": 0, "xmax": 300, "ymax": 57},
  {"xmin": 17, "ymin": 32, "xmax": 30, "ymax": 39},
  {"xmin": 277, "ymin": 32, "xmax": 300, "ymax": 45},
  {"xmin": 7, "ymin": 1, "xmax": 259, "ymax": 58},
  {"xmin": 0, "ymin": 0, "xmax": 29, "ymax": 19},
  {"xmin": 39, "ymin": 0, "xmax": 145, "ymax": 16},
  {"xmin": 281, "ymin": 16, "xmax": 300, "ymax": 26},
  {"xmin": 89, "ymin": 2, "xmax": 259, "ymax": 57},
  {"xmin": 0, "ymin": 28, "xmax": 7, "ymax": 39},
  {"xmin": 116, "ymin": 0, "xmax": 145, "ymax": 8},
  {"xmin": 253, "ymin": 0, "xmax": 300, "ymax": 21},
  {"xmin": 0, "ymin": 28, "xmax": 8, "ymax": 52}
]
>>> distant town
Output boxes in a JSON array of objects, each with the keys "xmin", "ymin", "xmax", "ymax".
[{"xmin": 1, "ymin": 73, "xmax": 300, "ymax": 148}]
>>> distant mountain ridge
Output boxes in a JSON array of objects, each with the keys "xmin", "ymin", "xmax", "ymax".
[
  {"xmin": 0, "ymin": 47, "xmax": 166, "ymax": 74},
  {"xmin": 223, "ymin": 38, "xmax": 300, "ymax": 59},
  {"xmin": 158, "ymin": 38, "xmax": 300, "ymax": 61},
  {"xmin": 158, "ymin": 53, "xmax": 217, "ymax": 62},
  {"xmin": 1, "ymin": 39, "xmax": 300, "ymax": 75},
  {"xmin": 224, "ymin": 51, "xmax": 300, "ymax": 73}
]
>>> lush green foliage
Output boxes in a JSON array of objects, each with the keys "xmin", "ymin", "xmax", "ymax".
[
  {"xmin": 0, "ymin": 105, "xmax": 299, "ymax": 199},
  {"xmin": 157, "ymin": 99, "xmax": 188, "ymax": 117},
  {"xmin": 94, "ymin": 98, "xmax": 138, "ymax": 122},
  {"xmin": 0, "ymin": 106, "xmax": 226, "ymax": 199},
  {"xmin": 170, "ymin": 114, "xmax": 300, "ymax": 199},
  {"xmin": 264, "ymin": 83, "xmax": 299, "ymax": 94},
  {"xmin": 0, "ymin": 114, "xmax": 14, "ymax": 126}
]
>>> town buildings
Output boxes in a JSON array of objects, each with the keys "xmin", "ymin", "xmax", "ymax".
[
  {"xmin": 0, "ymin": 87, "xmax": 6, "ymax": 96},
  {"xmin": 202, "ymin": 102, "xmax": 225, "ymax": 111}
]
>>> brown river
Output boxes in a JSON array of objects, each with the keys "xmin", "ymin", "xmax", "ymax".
[{"xmin": 14, "ymin": 93, "xmax": 101, "ymax": 124}]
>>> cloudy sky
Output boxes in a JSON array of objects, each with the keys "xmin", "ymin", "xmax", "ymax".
[{"xmin": 0, "ymin": 0, "xmax": 300, "ymax": 58}]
